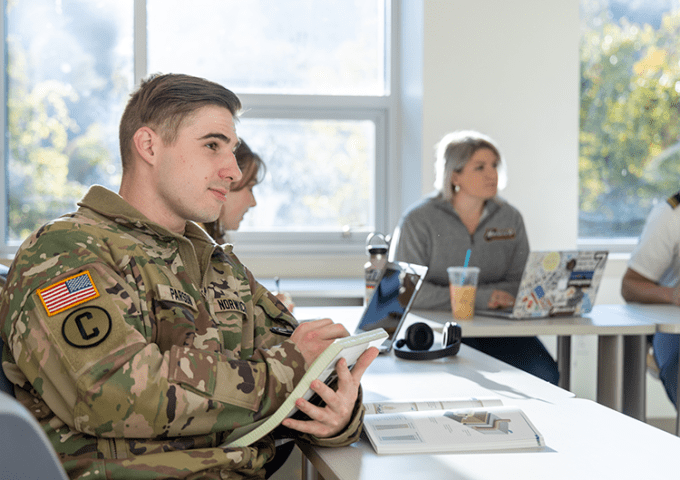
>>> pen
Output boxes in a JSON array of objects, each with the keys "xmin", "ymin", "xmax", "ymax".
[
  {"xmin": 270, "ymin": 326, "xmax": 295, "ymax": 337},
  {"xmin": 270, "ymin": 318, "xmax": 322, "ymax": 337}
]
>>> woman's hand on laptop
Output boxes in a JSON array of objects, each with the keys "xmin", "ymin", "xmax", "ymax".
[{"xmin": 488, "ymin": 290, "xmax": 515, "ymax": 309}]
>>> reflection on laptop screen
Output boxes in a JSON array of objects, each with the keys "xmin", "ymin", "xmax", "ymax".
[{"xmin": 355, "ymin": 261, "xmax": 428, "ymax": 342}]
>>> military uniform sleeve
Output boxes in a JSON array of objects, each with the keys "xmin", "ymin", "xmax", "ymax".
[
  {"xmin": 240, "ymin": 272, "xmax": 311, "ymax": 415},
  {"xmin": 1, "ymin": 226, "xmax": 307, "ymax": 439},
  {"xmin": 239, "ymin": 262, "xmax": 366, "ymax": 448}
]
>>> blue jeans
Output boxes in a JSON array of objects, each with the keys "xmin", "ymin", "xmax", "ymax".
[
  {"xmin": 462, "ymin": 336, "xmax": 560, "ymax": 385},
  {"xmin": 653, "ymin": 332, "xmax": 679, "ymax": 407}
]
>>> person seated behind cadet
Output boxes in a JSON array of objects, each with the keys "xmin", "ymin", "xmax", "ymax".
[
  {"xmin": 621, "ymin": 189, "xmax": 680, "ymax": 408},
  {"xmin": 389, "ymin": 130, "xmax": 559, "ymax": 385},
  {"xmin": 201, "ymin": 139, "xmax": 295, "ymax": 313},
  {"xmin": 202, "ymin": 139, "xmax": 265, "ymax": 244},
  {"xmin": 0, "ymin": 73, "xmax": 378, "ymax": 480}
]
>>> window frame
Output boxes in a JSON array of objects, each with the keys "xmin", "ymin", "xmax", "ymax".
[
  {"xmin": 576, "ymin": 236, "xmax": 639, "ymax": 255},
  {"xmin": 226, "ymin": 94, "xmax": 391, "ymax": 256},
  {"xmin": 0, "ymin": 0, "xmax": 400, "ymax": 260}
]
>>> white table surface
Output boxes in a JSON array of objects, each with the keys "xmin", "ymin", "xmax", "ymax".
[
  {"xmin": 596, "ymin": 303, "xmax": 680, "ymax": 333},
  {"xmin": 294, "ymin": 305, "xmax": 654, "ymax": 420},
  {"xmin": 300, "ymin": 395, "xmax": 680, "ymax": 480},
  {"xmin": 298, "ymin": 343, "xmax": 680, "ymax": 480},
  {"xmin": 410, "ymin": 305, "xmax": 655, "ymax": 336},
  {"xmin": 293, "ymin": 304, "xmax": 655, "ymax": 336},
  {"xmin": 411, "ymin": 304, "xmax": 656, "ymax": 418},
  {"xmin": 359, "ymin": 339, "xmax": 576, "ymax": 404}
]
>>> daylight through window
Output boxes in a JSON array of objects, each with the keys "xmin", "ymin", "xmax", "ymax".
[
  {"xmin": 3, "ymin": 0, "xmax": 390, "ymax": 253},
  {"xmin": 580, "ymin": 0, "xmax": 680, "ymax": 240}
]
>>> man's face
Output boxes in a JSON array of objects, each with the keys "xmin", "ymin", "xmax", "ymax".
[{"xmin": 154, "ymin": 105, "xmax": 242, "ymax": 229}]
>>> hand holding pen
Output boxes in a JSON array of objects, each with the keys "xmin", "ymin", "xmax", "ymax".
[
  {"xmin": 269, "ymin": 316, "xmax": 320, "ymax": 337},
  {"xmin": 278, "ymin": 318, "xmax": 349, "ymax": 367}
]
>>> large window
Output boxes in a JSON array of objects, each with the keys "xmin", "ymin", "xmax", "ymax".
[
  {"xmin": 5, "ymin": 0, "xmax": 133, "ymax": 244},
  {"xmin": 580, "ymin": 0, "xmax": 680, "ymax": 243},
  {"xmin": 2, "ymin": 0, "xmax": 394, "ymax": 256}
]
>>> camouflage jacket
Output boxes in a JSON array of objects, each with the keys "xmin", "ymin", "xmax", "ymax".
[{"xmin": 0, "ymin": 186, "xmax": 364, "ymax": 479}]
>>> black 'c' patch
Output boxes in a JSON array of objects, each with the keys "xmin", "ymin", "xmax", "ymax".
[{"xmin": 62, "ymin": 306, "xmax": 112, "ymax": 348}]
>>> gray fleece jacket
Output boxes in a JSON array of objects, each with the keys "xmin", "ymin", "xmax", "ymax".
[{"xmin": 389, "ymin": 192, "xmax": 530, "ymax": 310}]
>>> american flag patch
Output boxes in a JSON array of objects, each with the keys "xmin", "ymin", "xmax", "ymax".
[{"xmin": 38, "ymin": 271, "xmax": 100, "ymax": 316}]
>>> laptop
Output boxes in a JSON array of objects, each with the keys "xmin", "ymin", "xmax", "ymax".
[
  {"xmin": 476, "ymin": 250, "xmax": 608, "ymax": 319},
  {"xmin": 354, "ymin": 261, "xmax": 428, "ymax": 353}
]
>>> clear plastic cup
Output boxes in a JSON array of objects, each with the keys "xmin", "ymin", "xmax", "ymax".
[{"xmin": 447, "ymin": 266, "xmax": 480, "ymax": 320}]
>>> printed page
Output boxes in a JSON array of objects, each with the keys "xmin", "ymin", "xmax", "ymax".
[
  {"xmin": 364, "ymin": 397, "xmax": 504, "ymax": 415},
  {"xmin": 363, "ymin": 406, "xmax": 544, "ymax": 454}
]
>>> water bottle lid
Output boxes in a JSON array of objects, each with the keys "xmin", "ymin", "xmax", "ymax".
[{"xmin": 366, "ymin": 232, "xmax": 388, "ymax": 254}]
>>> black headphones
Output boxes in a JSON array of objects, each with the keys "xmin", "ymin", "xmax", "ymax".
[{"xmin": 394, "ymin": 321, "xmax": 462, "ymax": 360}]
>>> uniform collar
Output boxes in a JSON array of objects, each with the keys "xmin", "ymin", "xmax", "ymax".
[{"xmin": 78, "ymin": 185, "xmax": 216, "ymax": 247}]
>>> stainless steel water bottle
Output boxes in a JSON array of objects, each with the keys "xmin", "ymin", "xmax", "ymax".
[{"xmin": 364, "ymin": 232, "xmax": 388, "ymax": 305}]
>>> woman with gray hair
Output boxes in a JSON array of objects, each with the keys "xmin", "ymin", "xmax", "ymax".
[{"xmin": 390, "ymin": 130, "xmax": 558, "ymax": 384}]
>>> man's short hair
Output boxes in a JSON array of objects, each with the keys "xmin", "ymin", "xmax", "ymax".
[{"xmin": 119, "ymin": 73, "xmax": 242, "ymax": 170}]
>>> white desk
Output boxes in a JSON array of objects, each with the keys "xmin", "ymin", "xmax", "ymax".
[
  {"xmin": 411, "ymin": 306, "xmax": 655, "ymax": 420},
  {"xmin": 295, "ymin": 306, "xmax": 655, "ymax": 420},
  {"xmin": 294, "ymin": 306, "xmax": 574, "ymax": 407},
  {"xmin": 298, "ymin": 343, "xmax": 680, "ymax": 480}
]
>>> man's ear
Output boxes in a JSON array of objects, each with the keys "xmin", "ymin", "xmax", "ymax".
[{"xmin": 133, "ymin": 126, "xmax": 161, "ymax": 165}]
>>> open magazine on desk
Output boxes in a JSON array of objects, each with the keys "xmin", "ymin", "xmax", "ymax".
[{"xmin": 362, "ymin": 397, "xmax": 545, "ymax": 454}]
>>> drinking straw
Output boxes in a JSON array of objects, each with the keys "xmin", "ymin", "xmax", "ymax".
[{"xmin": 461, "ymin": 249, "xmax": 472, "ymax": 285}]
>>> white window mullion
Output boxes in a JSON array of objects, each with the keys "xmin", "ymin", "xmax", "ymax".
[{"xmin": 134, "ymin": 0, "xmax": 147, "ymax": 85}]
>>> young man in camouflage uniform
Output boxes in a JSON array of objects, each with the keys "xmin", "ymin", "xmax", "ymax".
[{"xmin": 0, "ymin": 73, "xmax": 378, "ymax": 479}]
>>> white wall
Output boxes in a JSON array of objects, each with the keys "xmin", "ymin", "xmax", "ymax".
[{"xmin": 421, "ymin": 0, "xmax": 579, "ymax": 251}]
